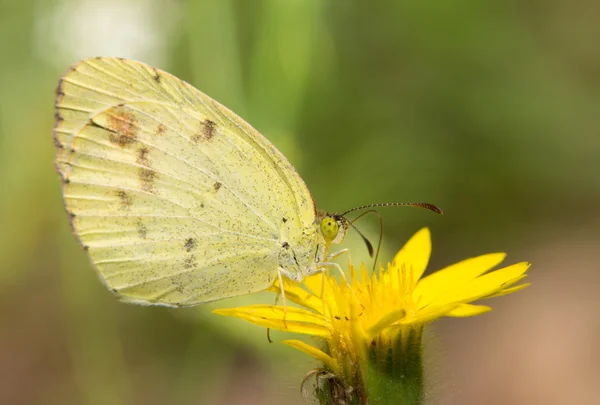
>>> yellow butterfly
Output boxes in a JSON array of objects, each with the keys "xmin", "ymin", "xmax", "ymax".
[{"xmin": 54, "ymin": 57, "xmax": 440, "ymax": 307}]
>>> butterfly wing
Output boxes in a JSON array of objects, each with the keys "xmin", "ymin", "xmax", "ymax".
[{"xmin": 54, "ymin": 57, "xmax": 316, "ymax": 306}]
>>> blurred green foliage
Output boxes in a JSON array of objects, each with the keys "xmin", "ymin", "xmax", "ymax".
[{"xmin": 0, "ymin": 0, "xmax": 598, "ymax": 404}]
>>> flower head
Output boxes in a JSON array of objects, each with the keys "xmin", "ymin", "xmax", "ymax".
[{"xmin": 214, "ymin": 228, "xmax": 530, "ymax": 403}]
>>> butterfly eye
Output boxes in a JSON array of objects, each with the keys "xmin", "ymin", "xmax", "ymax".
[{"xmin": 320, "ymin": 216, "xmax": 339, "ymax": 242}]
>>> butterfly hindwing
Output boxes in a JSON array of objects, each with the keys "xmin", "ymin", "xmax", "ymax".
[{"xmin": 54, "ymin": 57, "xmax": 316, "ymax": 306}]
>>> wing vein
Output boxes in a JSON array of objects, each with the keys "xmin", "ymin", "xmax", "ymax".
[
  {"xmin": 112, "ymin": 249, "xmax": 273, "ymax": 288},
  {"xmin": 68, "ymin": 122, "xmax": 277, "ymax": 233},
  {"xmin": 83, "ymin": 59, "xmax": 159, "ymax": 96},
  {"xmin": 66, "ymin": 181, "xmax": 193, "ymax": 213},
  {"xmin": 124, "ymin": 103, "xmax": 279, "ymax": 232},
  {"xmin": 63, "ymin": 76, "xmax": 142, "ymax": 101}
]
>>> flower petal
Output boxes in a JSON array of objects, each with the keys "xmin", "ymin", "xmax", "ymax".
[
  {"xmin": 442, "ymin": 262, "xmax": 530, "ymax": 304},
  {"xmin": 366, "ymin": 308, "xmax": 407, "ymax": 340},
  {"xmin": 302, "ymin": 272, "xmax": 325, "ymax": 295},
  {"xmin": 270, "ymin": 277, "xmax": 324, "ymax": 313},
  {"xmin": 415, "ymin": 253, "xmax": 506, "ymax": 305},
  {"xmin": 391, "ymin": 228, "xmax": 431, "ymax": 281},
  {"xmin": 399, "ymin": 303, "xmax": 459, "ymax": 326},
  {"xmin": 213, "ymin": 305, "xmax": 330, "ymax": 337},
  {"xmin": 283, "ymin": 340, "xmax": 339, "ymax": 374},
  {"xmin": 486, "ymin": 282, "xmax": 531, "ymax": 298},
  {"xmin": 446, "ymin": 303, "xmax": 492, "ymax": 317}
]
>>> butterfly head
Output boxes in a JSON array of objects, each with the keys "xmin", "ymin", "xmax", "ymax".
[
  {"xmin": 318, "ymin": 212, "xmax": 349, "ymax": 246},
  {"xmin": 317, "ymin": 202, "xmax": 443, "ymax": 262}
]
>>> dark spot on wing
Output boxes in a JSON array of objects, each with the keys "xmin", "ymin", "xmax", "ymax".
[
  {"xmin": 137, "ymin": 218, "xmax": 147, "ymax": 239},
  {"xmin": 137, "ymin": 147, "xmax": 151, "ymax": 167},
  {"xmin": 88, "ymin": 120, "xmax": 102, "ymax": 130},
  {"xmin": 65, "ymin": 211, "xmax": 77, "ymax": 235},
  {"xmin": 334, "ymin": 316, "xmax": 341, "ymax": 320},
  {"xmin": 193, "ymin": 119, "xmax": 216, "ymax": 142},
  {"xmin": 55, "ymin": 85, "xmax": 65, "ymax": 99},
  {"xmin": 83, "ymin": 245, "xmax": 89, "ymax": 252},
  {"xmin": 52, "ymin": 133, "xmax": 63, "ymax": 149},
  {"xmin": 106, "ymin": 106, "xmax": 138, "ymax": 147},
  {"xmin": 282, "ymin": 242, "xmax": 290, "ymax": 249},
  {"xmin": 140, "ymin": 168, "xmax": 158, "ymax": 192},
  {"xmin": 282, "ymin": 217, "xmax": 288, "ymax": 223},
  {"xmin": 213, "ymin": 182, "xmax": 222, "ymax": 192},
  {"xmin": 200, "ymin": 203, "xmax": 205, "ymax": 208},
  {"xmin": 153, "ymin": 69, "xmax": 161, "ymax": 83},
  {"xmin": 156, "ymin": 123, "xmax": 167, "ymax": 136},
  {"xmin": 184, "ymin": 238, "xmax": 196, "ymax": 252},
  {"xmin": 54, "ymin": 82, "xmax": 65, "ymax": 135},
  {"xmin": 116, "ymin": 189, "xmax": 132, "ymax": 209},
  {"xmin": 183, "ymin": 255, "xmax": 196, "ymax": 269}
]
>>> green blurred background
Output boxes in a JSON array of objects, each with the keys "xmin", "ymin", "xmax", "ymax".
[{"xmin": 1, "ymin": 0, "xmax": 599, "ymax": 404}]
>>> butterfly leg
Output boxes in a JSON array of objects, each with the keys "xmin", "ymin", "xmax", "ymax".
[
  {"xmin": 319, "ymin": 261, "xmax": 349, "ymax": 286},
  {"xmin": 319, "ymin": 261, "xmax": 364, "ymax": 311},
  {"xmin": 324, "ymin": 249, "xmax": 364, "ymax": 303},
  {"xmin": 321, "ymin": 248, "xmax": 352, "ymax": 288},
  {"xmin": 277, "ymin": 268, "xmax": 289, "ymax": 329},
  {"xmin": 316, "ymin": 267, "xmax": 331, "ymax": 328},
  {"xmin": 314, "ymin": 261, "xmax": 350, "ymax": 328},
  {"xmin": 267, "ymin": 291, "xmax": 282, "ymax": 342},
  {"xmin": 326, "ymin": 249, "xmax": 353, "ymax": 275},
  {"xmin": 327, "ymin": 248, "xmax": 351, "ymax": 264}
]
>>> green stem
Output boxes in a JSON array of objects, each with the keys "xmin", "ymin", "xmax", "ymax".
[
  {"xmin": 314, "ymin": 370, "xmax": 365, "ymax": 405},
  {"xmin": 365, "ymin": 327, "xmax": 425, "ymax": 405}
]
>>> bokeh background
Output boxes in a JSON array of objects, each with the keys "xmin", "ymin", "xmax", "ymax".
[{"xmin": 1, "ymin": 1, "xmax": 599, "ymax": 404}]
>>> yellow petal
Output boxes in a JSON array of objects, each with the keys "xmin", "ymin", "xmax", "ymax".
[
  {"xmin": 366, "ymin": 308, "xmax": 407, "ymax": 340},
  {"xmin": 391, "ymin": 228, "xmax": 431, "ymax": 281},
  {"xmin": 302, "ymin": 272, "xmax": 325, "ymax": 295},
  {"xmin": 415, "ymin": 253, "xmax": 507, "ymax": 303},
  {"xmin": 213, "ymin": 305, "xmax": 330, "ymax": 337},
  {"xmin": 303, "ymin": 271, "xmax": 340, "ymax": 302},
  {"xmin": 269, "ymin": 277, "xmax": 324, "ymax": 313},
  {"xmin": 399, "ymin": 303, "xmax": 459, "ymax": 326},
  {"xmin": 283, "ymin": 340, "xmax": 340, "ymax": 374},
  {"xmin": 446, "ymin": 303, "xmax": 492, "ymax": 317},
  {"xmin": 442, "ymin": 262, "xmax": 530, "ymax": 304},
  {"xmin": 486, "ymin": 282, "xmax": 531, "ymax": 298}
]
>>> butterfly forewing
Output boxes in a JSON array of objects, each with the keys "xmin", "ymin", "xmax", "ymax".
[{"xmin": 54, "ymin": 57, "xmax": 316, "ymax": 306}]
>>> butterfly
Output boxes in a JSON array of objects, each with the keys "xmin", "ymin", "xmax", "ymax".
[{"xmin": 54, "ymin": 57, "xmax": 441, "ymax": 308}]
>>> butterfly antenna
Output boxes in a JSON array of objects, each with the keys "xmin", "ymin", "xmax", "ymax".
[
  {"xmin": 349, "ymin": 209, "xmax": 384, "ymax": 272},
  {"xmin": 344, "ymin": 217, "xmax": 374, "ymax": 258},
  {"xmin": 341, "ymin": 202, "xmax": 443, "ymax": 217},
  {"xmin": 342, "ymin": 202, "xmax": 442, "ymax": 272}
]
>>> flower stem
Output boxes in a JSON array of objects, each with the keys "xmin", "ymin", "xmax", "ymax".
[
  {"xmin": 365, "ymin": 327, "xmax": 425, "ymax": 405},
  {"xmin": 314, "ymin": 374, "xmax": 365, "ymax": 405}
]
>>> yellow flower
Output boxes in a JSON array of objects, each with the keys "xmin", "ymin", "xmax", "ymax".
[{"xmin": 214, "ymin": 228, "xmax": 530, "ymax": 402}]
